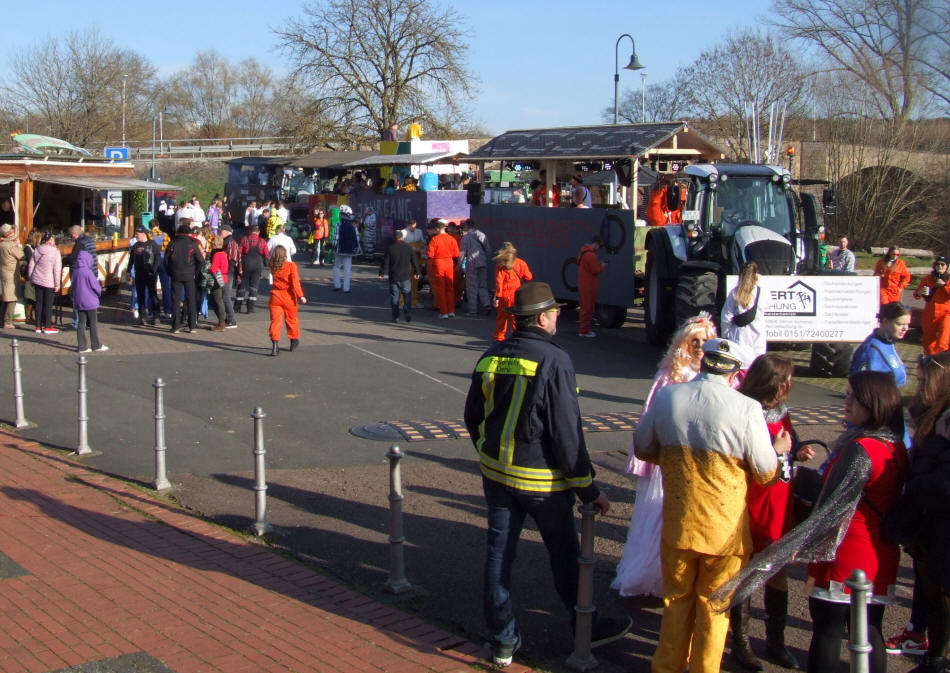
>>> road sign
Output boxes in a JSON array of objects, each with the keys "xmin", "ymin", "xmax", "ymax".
[{"xmin": 104, "ymin": 146, "xmax": 129, "ymax": 160}]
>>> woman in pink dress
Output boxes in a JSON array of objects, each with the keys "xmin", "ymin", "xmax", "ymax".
[{"xmin": 612, "ymin": 312, "xmax": 717, "ymax": 598}]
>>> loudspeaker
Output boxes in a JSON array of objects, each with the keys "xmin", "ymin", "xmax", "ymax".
[{"xmin": 467, "ymin": 182, "xmax": 485, "ymax": 205}]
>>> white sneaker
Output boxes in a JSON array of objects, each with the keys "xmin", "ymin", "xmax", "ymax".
[
  {"xmin": 579, "ymin": 331, "xmax": 597, "ymax": 338},
  {"xmin": 95, "ymin": 345, "xmax": 109, "ymax": 352},
  {"xmin": 78, "ymin": 348, "xmax": 92, "ymax": 354},
  {"xmin": 448, "ymin": 312, "xmax": 455, "ymax": 318},
  {"xmin": 132, "ymin": 309, "xmax": 139, "ymax": 319}
]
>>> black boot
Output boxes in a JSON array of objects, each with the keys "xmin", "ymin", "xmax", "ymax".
[
  {"xmin": 730, "ymin": 600, "xmax": 764, "ymax": 672},
  {"xmin": 289, "ymin": 339, "xmax": 299, "ymax": 352},
  {"xmin": 764, "ymin": 587, "xmax": 799, "ymax": 669},
  {"xmin": 271, "ymin": 341, "xmax": 279, "ymax": 356}
]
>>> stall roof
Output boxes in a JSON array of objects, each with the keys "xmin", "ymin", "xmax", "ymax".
[
  {"xmin": 465, "ymin": 122, "xmax": 723, "ymax": 162},
  {"xmin": 342, "ymin": 151, "xmax": 461, "ymax": 168},
  {"xmin": 223, "ymin": 156, "xmax": 295, "ymax": 167},
  {"xmin": 0, "ymin": 175, "xmax": 16, "ymax": 185},
  {"xmin": 29, "ymin": 174, "xmax": 183, "ymax": 191},
  {"xmin": 292, "ymin": 150, "xmax": 376, "ymax": 169}
]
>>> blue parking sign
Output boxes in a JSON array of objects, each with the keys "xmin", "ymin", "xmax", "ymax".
[{"xmin": 104, "ymin": 146, "xmax": 129, "ymax": 160}]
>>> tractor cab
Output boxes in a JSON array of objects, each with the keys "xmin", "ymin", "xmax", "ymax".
[{"xmin": 678, "ymin": 163, "xmax": 798, "ymax": 275}]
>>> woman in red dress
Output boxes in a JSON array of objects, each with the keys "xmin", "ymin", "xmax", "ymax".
[{"xmin": 806, "ymin": 371, "xmax": 908, "ymax": 673}]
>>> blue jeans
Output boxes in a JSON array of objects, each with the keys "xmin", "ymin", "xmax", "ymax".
[
  {"xmin": 390, "ymin": 279, "xmax": 411, "ymax": 320},
  {"xmin": 482, "ymin": 477, "xmax": 579, "ymax": 647}
]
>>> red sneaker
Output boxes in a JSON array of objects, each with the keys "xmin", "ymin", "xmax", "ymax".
[
  {"xmin": 884, "ymin": 628, "xmax": 928, "ymax": 655},
  {"xmin": 43, "ymin": 327, "xmax": 60, "ymax": 335}
]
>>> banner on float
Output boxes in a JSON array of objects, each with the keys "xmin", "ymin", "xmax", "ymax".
[{"xmin": 724, "ymin": 274, "xmax": 880, "ymax": 342}]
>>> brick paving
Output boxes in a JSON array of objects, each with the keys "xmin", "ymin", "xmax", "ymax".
[{"xmin": 0, "ymin": 433, "xmax": 531, "ymax": 673}]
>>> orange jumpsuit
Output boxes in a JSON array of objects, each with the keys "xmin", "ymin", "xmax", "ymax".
[
  {"xmin": 916, "ymin": 275, "xmax": 950, "ymax": 355},
  {"xmin": 873, "ymin": 257, "xmax": 911, "ymax": 305},
  {"xmin": 427, "ymin": 232, "xmax": 459, "ymax": 315},
  {"xmin": 577, "ymin": 244, "xmax": 606, "ymax": 335},
  {"xmin": 493, "ymin": 258, "xmax": 533, "ymax": 341},
  {"xmin": 269, "ymin": 261, "xmax": 305, "ymax": 342},
  {"xmin": 646, "ymin": 186, "xmax": 670, "ymax": 226}
]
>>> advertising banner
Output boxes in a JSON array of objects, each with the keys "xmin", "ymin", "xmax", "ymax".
[{"xmin": 725, "ymin": 274, "xmax": 880, "ymax": 342}]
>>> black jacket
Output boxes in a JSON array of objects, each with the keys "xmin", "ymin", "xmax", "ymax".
[
  {"xmin": 164, "ymin": 234, "xmax": 204, "ymax": 281},
  {"xmin": 129, "ymin": 239, "xmax": 162, "ymax": 276},
  {"xmin": 464, "ymin": 327, "xmax": 598, "ymax": 501},
  {"xmin": 380, "ymin": 240, "xmax": 419, "ymax": 282}
]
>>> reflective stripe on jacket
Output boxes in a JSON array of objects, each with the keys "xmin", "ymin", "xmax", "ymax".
[{"xmin": 464, "ymin": 327, "xmax": 598, "ymax": 500}]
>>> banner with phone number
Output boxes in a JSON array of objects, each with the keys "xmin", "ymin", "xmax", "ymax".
[{"xmin": 724, "ymin": 275, "xmax": 880, "ymax": 343}]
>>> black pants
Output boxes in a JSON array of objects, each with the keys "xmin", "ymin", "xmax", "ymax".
[
  {"xmin": 223, "ymin": 272, "xmax": 236, "ymax": 323},
  {"xmin": 171, "ymin": 279, "xmax": 197, "ymax": 330},
  {"xmin": 808, "ymin": 598, "xmax": 886, "ymax": 673},
  {"xmin": 240, "ymin": 264, "xmax": 262, "ymax": 312},
  {"xmin": 35, "ymin": 285, "xmax": 55, "ymax": 330},
  {"xmin": 134, "ymin": 272, "xmax": 158, "ymax": 319},
  {"xmin": 918, "ymin": 561, "xmax": 950, "ymax": 660},
  {"xmin": 77, "ymin": 310, "xmax": 101, "ymax": 351}
]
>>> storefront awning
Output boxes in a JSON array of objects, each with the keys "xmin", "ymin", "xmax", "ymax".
[
  {"xmin": 27, "ymin": 174, "xmax": 182, "ymax": 191},
  {"xmin": 292, "ymin": 150, "xmax": 376, "ymax": 169},
  {"xmin": 342, "ymin": 151, "xmax": 460, "ymax": 168},
  {"xmin": 0, "ymin": 175, "xmax": 16, "ymax": 185}
]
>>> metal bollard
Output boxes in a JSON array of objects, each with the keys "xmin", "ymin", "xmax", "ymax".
[
  {"xmin": 251, "ymin": 407, "xmax": 272, "ymax": 536},
  {"xmin": 9, "ymin": 340, "xmax": 32, "ymax": 429},
  {"xmin": 152, "ymin": 378, "xmax": 171, "ymax": 491},
  {"xmin": 847, "ymin": 569, "xmax": 872, "ymax": 673},
  {"xmin": 384, "ymin": 444, "xmax": 411, "ymax": 594},
  {"xmin": 74, "ymin": 356, "xmax": 92, "ymax": 455},
  {"xmin": 566, "ymin": 501, "xmax": 598, "ymax": 671}
]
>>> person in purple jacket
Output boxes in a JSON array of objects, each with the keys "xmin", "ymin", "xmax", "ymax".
[{"xmin": 72, "ymin": 249, "xmax": 108, "ymax": 353}]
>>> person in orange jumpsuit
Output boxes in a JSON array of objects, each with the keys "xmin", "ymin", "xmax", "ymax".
[
  {"xmin": 492, "ymin": 242, "xmax": 533, "ymax": 341},
  {"xmin": 873, "ymin": 246, "xmax": 911, "ymax": 305},
  {"xmin": 577, "ymin": 235, "xmax": 607, "ymax": 337},
  {"xmin": 646, "ymin": 175, "xmax": 675, "ymax": 226},
  {"xmin": 267, "ymin": 246, "xmax": 306, "ymax": 356},
  {"xmin": 426, "ymin": 219, "xmax": 459, "ymax": 318},
  {"xmin": 914, "ymin": 255, "xmax": 950, "ymax": 355}
]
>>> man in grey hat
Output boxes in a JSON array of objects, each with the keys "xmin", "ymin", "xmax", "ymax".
[
  {"xmin": 634, "ymin": 338, "xmax": 790, "ymax": 673},
  {"xmin": 464, "ymin": 281, "xmax": 631, "ymax": 668}
]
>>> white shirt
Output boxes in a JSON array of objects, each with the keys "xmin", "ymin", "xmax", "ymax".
[
  {"xmin": 276, "ymin": 206, "xmax": 289, "ymax": 222},
  {"xmin": 190, "ymin": 204, "xmax": 206, "ymax": 225},
  {"xmin": 268, "ymin": 233, "xmax": 296, "ymax": 259},
  {"xmin": 720, "ymin": 287, "xmax": 767, "ymax": 359},
  {"xmin": 403, "ymin": 227, "xmax": 425, "ymax": 244},
  {"xmin": 245, "ymin": 207, "xmax": 260, "ymax": 228}
]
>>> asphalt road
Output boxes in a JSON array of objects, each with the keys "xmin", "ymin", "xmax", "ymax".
[
  {"xmin": 0, "ymin": 259, "xmax": 919, "ymax": 673},
  {"xmin": 0, "ymin": 260, "xmax": 841, "ymax": 480}
]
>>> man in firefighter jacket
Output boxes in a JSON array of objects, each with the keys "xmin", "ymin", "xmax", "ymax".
[{"xmin": 463, "ymin": 282, "xmax": 631, "ymax": 668}]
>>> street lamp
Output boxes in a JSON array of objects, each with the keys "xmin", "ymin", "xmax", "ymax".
[
  {"xmin": 150, "ymin": 106, "xmax": 171, "ymax": 212},
  {"xmin": 613, "ymin": 33, "xmax": 644, "ymax": 124},
  {"xmin": 640, "ymin": 72, "xmax": 648, "ymax": 122},
  {"xmin": 121, "ymin": 75, "xmax": 128, "ymax": 146}
]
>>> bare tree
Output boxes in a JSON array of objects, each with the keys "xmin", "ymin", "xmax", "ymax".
[
  {"xmin": 604, "ymin": 79, "xmax": 690, "ymax": 123},
  {"xmin": 771, "ymin": 0, "xmax": 944, "ymax": 123},
  {"xmin": 3, "ymin": 28, "xmax": 158, "ymax": 147},
  {"xmin": 167, "ymin": 51, "xmax": 239, "ymax": 138},
  {"xmin": 232, "ymin": 59, "xmax": 279, "ymax": 137},
  {"xmin": 825, "ymin": 119, "xmax": 945, "ymax": 249},
  {"xmin": 675, "ymin": 29, "xmax": 807, "ymax": 158},
  {"xmin": 276, "ymin": 0, "xmax": 476, "ymax": 141}
]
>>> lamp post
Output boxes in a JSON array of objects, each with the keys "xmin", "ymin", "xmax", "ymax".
[
  {"xmin": 640, "ymin": 72, "xmax": 648, "ymax": 122},
  {"xmin": 613, "ymin": 33, "xmax": 645, "ymax": 124},
  {"xmin": 121, "ymin": 75, "xmax": 128, "ymax": 147},
  {"xmin": 149, "ymin": 107, "xmax": 170, "ymax": 212}
]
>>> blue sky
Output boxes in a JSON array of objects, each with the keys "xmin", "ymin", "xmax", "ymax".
[{"xmin": 2, "ymin": 0, "xmax": 772, "ymax": 135}]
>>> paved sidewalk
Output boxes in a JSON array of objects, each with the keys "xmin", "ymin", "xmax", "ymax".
[{"xmin": 0, "ymin": 432, "xmax": 530, "ymax": 673}]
